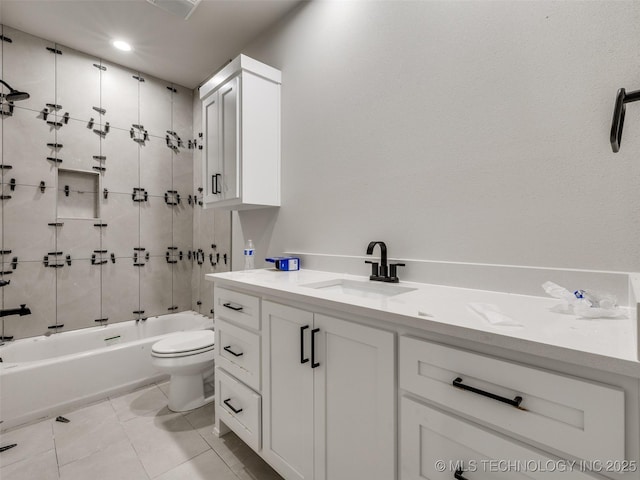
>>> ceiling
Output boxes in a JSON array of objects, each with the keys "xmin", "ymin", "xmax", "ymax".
[{"xmin": 0, "ymin": 0, "xmax": 302, "ymax": 89}]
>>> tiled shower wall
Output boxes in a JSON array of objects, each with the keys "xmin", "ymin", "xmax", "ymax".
[{"xmin": 0, "ymin": 25, "xmax": 228, "ymax": 340}]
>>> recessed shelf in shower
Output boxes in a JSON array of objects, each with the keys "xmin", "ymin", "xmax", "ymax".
[{"xmin": 57, "ymin": 169, "xmax": 100, "ymax": 219}]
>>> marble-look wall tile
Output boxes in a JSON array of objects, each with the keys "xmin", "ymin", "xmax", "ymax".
[
  {"xmin": 100, "ymin": 126, "xmax": 139, "ymax": 195},
  {"xmin": 139, "ymin": 136, "xmax": 172, "ymax": 197},
  {"xmin": 2, "ymin": 185, "xmax": 56, "ymax": 262},
  {"xmin": 139, "ymin": 255, "xmax": 172, "ymax": 318},
  {"xmin": 55, "ymin": 45, "xmax": 101, "ymax": 124},
  {"xmin": 2, "ymin": 106, "xmax": 56, "ymax": 187},
  {"xmin": 100, "ymin": 192, "xmax": 140, "ymax": 258},
  {"xmin": 140, "ymin": 196, "xmax": 172, "ymax": 258},
  {"xmin": 2, "ymin": 260, "xmax": 56, "ymax": 339},
  {"xmin": 56, "ymin": 218, "xmax": 101, "ymax": 261},
  {"xmin": 55, "ymin": 117, "xmax": 101, "ymax": 172},
  {"xmin": 100, "ymin": 61, "xmax": 139, "ymax": 130},
  {"xmin": 56, "ymin": 258, "xmax": 101, "ymax": 330},
  {"xmin": 101, "ymin": 258, "xmax": 140, "ymax": 324},
  {"xmin": 0, "ymin": 27, "xmax": 55, "ymax": 113},
  {"xmin": 139, "ymin": 74, "xmax": 173, "ymax": 139}
]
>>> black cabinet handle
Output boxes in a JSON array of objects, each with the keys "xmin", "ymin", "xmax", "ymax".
[
  {"xmin": 223, "ymin": 345, "xmax": 243, "ymax": 357},
  {"xmin": 223, "ymin": 398, "xmax": 243, "ymax": 414},
  {"xmin": 311, "ymin": 328, "xmax": 320, "ymax": 368},
  {"xmin": 454, "ymin": 468, "xmax": 469, "ymax": 480},
  {"xmin": 223, "ymin": 302, "xmax": 243, "ymax": 312},
  {"xmin": 300, "ymin": 325, "xmax": 309, "ymax": 364},
  {"xmin": 452, "ymin": 377, "xmax": 523, "ymax": 408}
]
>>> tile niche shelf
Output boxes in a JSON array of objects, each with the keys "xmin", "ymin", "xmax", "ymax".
[{"xmin": 57, "ymin": 169, "xmax": 100, "ymax": 219}]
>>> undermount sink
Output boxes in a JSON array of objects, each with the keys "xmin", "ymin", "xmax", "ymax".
[{"xmin": 301, "ymin": 278, "xmax": 416, "ymax": 299}]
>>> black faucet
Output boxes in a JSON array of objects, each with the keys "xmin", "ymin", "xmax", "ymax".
[
  {"xmin": 0, "ymin": 304, "xmax": 31, "ymax": 317},
  {"xmin": 365, "ymin": 241, "xmax": 405, "ymax": 283}
]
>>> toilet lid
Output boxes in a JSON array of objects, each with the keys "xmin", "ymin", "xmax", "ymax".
[{"xmin": 151, "ymin": 330, "xmax": 215, "ymax": 355}]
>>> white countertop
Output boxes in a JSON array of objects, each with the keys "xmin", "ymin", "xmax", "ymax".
[{"xmin": 207, "ymin": 269, "xmax": 640, "ymax": 377}]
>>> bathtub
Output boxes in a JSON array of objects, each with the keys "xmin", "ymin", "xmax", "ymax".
[{"xmin": 0, "ymin": 311, "xmax": 214, "ymax": 431}]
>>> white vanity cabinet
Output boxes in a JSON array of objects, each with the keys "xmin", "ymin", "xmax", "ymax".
[
  {"xmin": 199, "ymin": 54, "xmax": 281, "ymax": 210},
  {"xmin": 261, "ymin": 301, "xmax": 395, "ymax": 480},
  {"xmin": 209, "ymin": 271, "xmax": 640, "ymax": 480},
  {"xmin": 213, "ymin": 286, "xmax": 263, "ymax": 451},
  {"xmin": 399, "ymin": 336, "xmax": 631, "ymax": 480}
]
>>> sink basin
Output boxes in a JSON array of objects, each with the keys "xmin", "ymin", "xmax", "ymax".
[{"xmin": 301, "ymin": 279, "xmax": 416, "ymax": 300}]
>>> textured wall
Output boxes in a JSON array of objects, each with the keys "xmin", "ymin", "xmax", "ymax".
[
  {"xmin": 0, "ymin": 26, "xmax": 196, "ymax": 340},
  {"xmin": 236, "ymin": 1, "xmax": 640, "ymax": 275}
]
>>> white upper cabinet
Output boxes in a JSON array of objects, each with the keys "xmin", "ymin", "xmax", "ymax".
[{"xmin": 199, "ymin": 55, "xmax": 281, "ymax": 209}]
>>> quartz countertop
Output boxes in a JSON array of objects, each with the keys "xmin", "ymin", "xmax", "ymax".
[{"xmin": 206, "ymin": 269, "xmax": 639, "ymax": 377}]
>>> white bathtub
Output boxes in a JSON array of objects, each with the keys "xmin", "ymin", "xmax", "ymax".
[{"xmin": 0, "ymin": 311, "xmax": 214, "ymax": 431}]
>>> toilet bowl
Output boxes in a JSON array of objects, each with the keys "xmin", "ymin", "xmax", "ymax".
[{"xmin": 151, "ymin": 330, "xmax": 215, "ymax": 412}]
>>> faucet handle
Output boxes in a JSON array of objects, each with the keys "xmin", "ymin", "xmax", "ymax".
[
  {"xmin": 364, "ymin": 260, "xmax": 379, "ymax": 279},
  {"xmin": 387, "ymin": 263, "xmax": 406, "ymax": 283}
]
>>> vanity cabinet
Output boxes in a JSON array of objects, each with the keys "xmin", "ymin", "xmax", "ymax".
[
  {"xmin": 261, "ymin": 301, "xmax": 395, "ymax": 480},
  {"xmin": 199, "ymin": 55, "xmax": 281, "ymax": 210},
  {"xmin": 213, "ymin": 286, "xmax": 263, "ymax": 451},
  {"xmin": 209, "ymin": 272, "xmax": 640, "ymax": 480},
  {"xmin": 399, "ymin": 336, "xmax": 629, "ymax": 480}
]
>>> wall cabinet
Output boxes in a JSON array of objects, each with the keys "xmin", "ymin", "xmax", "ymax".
[{"xmin": 200, "ymin": 55, "xmax": 281, "ymax": 209}]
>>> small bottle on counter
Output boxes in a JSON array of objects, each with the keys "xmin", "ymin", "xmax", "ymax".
[{"xmin": 244, "ymin": 239, "xmax": 255, "ymax": 270}]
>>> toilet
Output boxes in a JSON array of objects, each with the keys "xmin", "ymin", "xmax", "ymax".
[{"xmin": 151, "ymin": 330, "xmax": 215, "ymax": 412}]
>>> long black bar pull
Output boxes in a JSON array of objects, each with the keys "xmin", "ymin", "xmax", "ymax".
[
  {"xmin": 300, "ymin": 325, "xmax": 309, "ymax": 364},
  {"xmin": 452, "ymin": 377, "xmax": 523, "ymax": 408},
  {"xmin": 611, "ymin": 87, "xmax": 640, "ymax": 152},
  {"xmin": 311, "ymin": 328, "xmax": 320, "ymax": 368},
  {"xmin": 223, "ymin": 398, "xmax": 243, "ymax": 414},
  {"xmin": 223, "ymin": 345, "xmax": 243, "ymax": 357}
]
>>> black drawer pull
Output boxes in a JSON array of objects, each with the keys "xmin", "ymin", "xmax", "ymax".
[
  {"xmin": 454, "ymin": 468, "xmax": 469, "ymax": 480},
  {"xmin": 311, "ymin": 328, "xmax": 320, "ymax": 368},
  {"xmin": 223, "ymin": 398, "xmax": 243, "ymax": 414},
  {"xmin": 300, "ymin": 325, "xmax": 309, "ymax": 364},
  {"xmin": 452, "ymin": 377, "xmax": 523, "ymax": 408},
  {"xmin": 223, "ymin": 345, "xmax": 243, "ymax": 357},
  {"xmin": 223, "ymin": 302, "xmax": 243, "ymax": 312}
]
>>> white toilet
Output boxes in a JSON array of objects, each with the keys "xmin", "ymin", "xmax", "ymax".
[{"xmin": 151, "ymin": 330, "xmax": 215, "ymax": 412}]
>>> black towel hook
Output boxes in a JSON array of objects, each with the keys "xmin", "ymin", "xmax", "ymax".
[{"xmin": 610, "ymin": 87, "xmax": 640, "ymax": 152}]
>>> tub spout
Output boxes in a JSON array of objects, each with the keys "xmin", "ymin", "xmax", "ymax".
[{"xmin": 0, "ymin": 304, "xmax": 31, "ymax": 317}]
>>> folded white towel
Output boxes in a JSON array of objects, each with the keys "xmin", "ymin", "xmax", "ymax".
[{"xmin": 468, "ymin": 303, "xmax": 523, "ymax": 327}]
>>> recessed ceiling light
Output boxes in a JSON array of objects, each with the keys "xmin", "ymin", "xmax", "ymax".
[{"xmin": 112, "ymin": 40, "xmax": 132, "ymax": 52}]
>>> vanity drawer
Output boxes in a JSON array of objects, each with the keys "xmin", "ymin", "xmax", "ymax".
[
  {"xmin": 400, "ymin": 396, "xmax": 597, "ymax": 480},
  {"xmin": 216, "ymin": 367, "xmax": 262, "ymax": 452},
  {"xmin": 399, "ymin": 336, "xmax": 625, "ymax": 463},
  {"xmin": 214, "ymin": 286, "xmax": 260, "ymax": 330},
  {"xmin": 215, "ymin": 319, "xmax": 261, "ymax": 391}
]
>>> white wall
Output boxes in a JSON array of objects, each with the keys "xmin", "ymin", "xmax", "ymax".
[{"xmin": 235, "ymin": 1, "xmax": 640, "ymax": 275}]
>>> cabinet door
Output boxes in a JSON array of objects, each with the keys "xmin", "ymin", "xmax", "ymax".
[
  {"xmin": 262, "ymin": 301, "xmax": 314, "ymax": 480},
  {"xmin": 219, "ymin": 76, "xmax": 240, "ymax": 201},
  {"xmin": 313, "ymin": 315, "xmax": 395, "ymax": 480},
  {"xmin": 202, "ymin": 91, "xmax": 220, "ymax": 204}
]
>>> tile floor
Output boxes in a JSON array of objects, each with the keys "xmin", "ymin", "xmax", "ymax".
[{"xmin": 0, "ymin": 381, "xmax": 283, "ymax": 480}]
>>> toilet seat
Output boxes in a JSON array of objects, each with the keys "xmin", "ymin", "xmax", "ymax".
[{"xmin": 151, "ymin": 330, "xmax": 215, "ymax": 358}]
